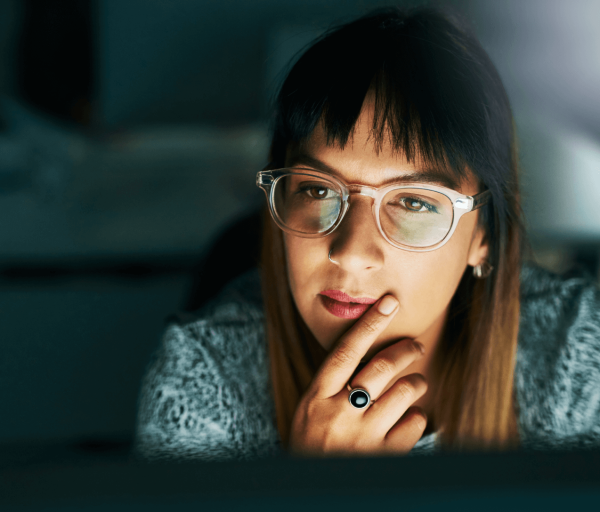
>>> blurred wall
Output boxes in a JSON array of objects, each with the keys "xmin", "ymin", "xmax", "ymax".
[
  {"xmin": 464, "ymin": 0, "xmax": 600, "ymax": 245},
  {"xmin": 97, "ymin": 0, "xmax": 420, "ymax": 128},
  {"xmin": 0, "ymin": 0, "xmax": 423, "ymax": 447}
]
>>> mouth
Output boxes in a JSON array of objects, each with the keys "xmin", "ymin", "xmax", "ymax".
[{"xmin": 318, "ymin": 289, "xmax": 379, "ymax": 320}]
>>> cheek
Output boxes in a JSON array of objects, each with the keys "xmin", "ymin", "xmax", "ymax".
[
  {"xmin": 282, "ymin": 215, "xmax": 477, "ymax": 351},
  {"xmin": 416, "ymin": 215, "xmax": 475, "ymax": 291},
  {"xmin": 283, "ymin": 234, "xmax": 342, "ymax": 347},
  {"xmin": 379, "ymin": 219, "xmax": 476, "ymax": 337}
]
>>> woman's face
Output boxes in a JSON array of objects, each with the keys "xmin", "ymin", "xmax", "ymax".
[{"xmin": 283, "ymin": 105, "xmax": 489, "ymax": 362}]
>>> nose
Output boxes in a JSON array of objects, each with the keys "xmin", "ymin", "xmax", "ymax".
[{"xmin": 328, "ymin": 193, "xmax": 385, "ymax": 271}]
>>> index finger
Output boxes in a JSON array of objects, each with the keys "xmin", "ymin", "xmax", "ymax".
[{"xmin": 312, "ymin": 294, "xmax": 399, "ymax": 398}]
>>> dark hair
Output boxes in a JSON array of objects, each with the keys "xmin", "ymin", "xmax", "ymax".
[
  {"xmin": 271, "ymin": 6, "xmax": 519, "ymax": 281},
  {"xmin": 262, "ymin": 6, "xmax": 524, "ymax": 449}
]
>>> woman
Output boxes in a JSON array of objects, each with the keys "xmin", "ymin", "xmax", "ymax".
[{"xmin": 134, "ymin": 6, "xmax": 600, "ymax": 460}]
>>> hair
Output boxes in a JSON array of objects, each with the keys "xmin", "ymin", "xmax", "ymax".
[{"xmin": 259, "ymin": 5, "xmax": 524, "ymax": 451}]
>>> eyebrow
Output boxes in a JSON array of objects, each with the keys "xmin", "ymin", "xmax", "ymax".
[{"xmin": 286, "ymin": 153, "xmax": 461, "ymax": 190}]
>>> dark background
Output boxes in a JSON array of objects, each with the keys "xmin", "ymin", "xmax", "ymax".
[{"xmin": 0, "ymin": 0, "xmax": 599, "ymax": 454}]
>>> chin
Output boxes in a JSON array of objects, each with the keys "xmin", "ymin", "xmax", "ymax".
[{"xmin": 304, "ymin": 306, "xmax": 351, "ymax": 352}]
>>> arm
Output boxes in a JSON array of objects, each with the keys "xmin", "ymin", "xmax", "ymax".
[
  {"xmin": 133, "ymin": 322, "xmax": 239, "ymax": 462},
  {"xmin": 559, "ymin": 282, "xmax": 600, "ymax": 447},
  {"xmin": 517, "ymin": 265, "xmax": 600, "ymax": 450}
]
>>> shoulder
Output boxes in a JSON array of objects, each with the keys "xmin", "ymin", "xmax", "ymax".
[
  {"xmin": 516, "ymin": 262, "xmax": 600, "ymax": 449},
  {"xmin": 157, "ymin": 267, "xmax": 267, "ymax": 390},
  {"xmin": 167, "ymin": 267, "xmax": 265, "ymax": 369},
  {"xmin": 519, "ymin": 262, "xmax": 600, "ymax": 359},
  {"xmin": 519, "ymin": 263, "xmax": 600, "ymax": 363},
  {"xmin": 134, "ymin": 268, "xmax": 280, "ymax": 461}
]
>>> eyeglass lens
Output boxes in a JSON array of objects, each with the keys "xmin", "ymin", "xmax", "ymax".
[
  {"xmin": 273, "ymin": 173, "xmax": 343, "ymax": 233},
  {"xmin": 380, "ymin": 188, "xmax": 453, "ymax": 247},
  {"xmin": 272, "ymin": 172, "xmax": 454, "ymax": 248}
]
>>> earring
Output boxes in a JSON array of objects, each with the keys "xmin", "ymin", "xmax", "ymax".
[
  {"xmin": 328, "ymin": 248, "xmax": 339, "ymax": 265},
  {"xmin": 473, "ymin": 260, "xmax": 493, "ymax": 279}
]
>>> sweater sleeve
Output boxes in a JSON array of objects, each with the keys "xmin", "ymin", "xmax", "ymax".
[
  {"xmin": 516, "ymin": 265, "xmax": 600, "ymax": 450},
  {"xmin": 133, "ymin": 321, "xmax": 240, "ymax": 461},
  {"xmin": 133, "ymin": 270, "xmax": 280, "ymax": 462},
  {"xmin": 555, "ymin": 282, "xmax": 600, "ymax": 446}
]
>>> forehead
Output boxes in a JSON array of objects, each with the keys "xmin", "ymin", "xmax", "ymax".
[{"xmin": 286, "ymin": 120, "xmax": 480, "ymax": 193}]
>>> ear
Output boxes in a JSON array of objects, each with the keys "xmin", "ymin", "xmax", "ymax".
[{"xmin": 467, "ymin": 221, "xmax": 489, "ymax": 267}]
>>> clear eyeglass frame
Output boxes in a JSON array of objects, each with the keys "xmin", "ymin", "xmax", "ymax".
[{"xmin": 256, "ymin": 167, "xmax": 491, "ymax": 253}]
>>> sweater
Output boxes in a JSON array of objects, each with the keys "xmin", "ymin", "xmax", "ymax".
[{"xmin": 133, "ymin": 264, "xmax": 600, "ymax": 461}]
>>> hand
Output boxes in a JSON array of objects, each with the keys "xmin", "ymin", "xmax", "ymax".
[{"xmin": 289, "ymin": 295, "xmax": 428, "ymax": 457}]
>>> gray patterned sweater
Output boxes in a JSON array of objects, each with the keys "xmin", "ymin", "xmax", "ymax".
[{"xmin": 134, "ymin": 264, "xmax": 600, "ymax": 461}]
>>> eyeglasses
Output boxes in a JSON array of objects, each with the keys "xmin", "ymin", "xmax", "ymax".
[{"xmin": 256, "ymin": 167, "xmax": 490, "ymax": 252}]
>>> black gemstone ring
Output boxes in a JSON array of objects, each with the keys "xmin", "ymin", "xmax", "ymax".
[{"xmin": 348, "ymin": 387, "xmax": 373, "ymax": 409}]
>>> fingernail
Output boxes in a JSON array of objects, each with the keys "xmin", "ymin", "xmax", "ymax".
[{"xmin": 378, "ymin": 295, "xmax": 398, "ymax": 315}]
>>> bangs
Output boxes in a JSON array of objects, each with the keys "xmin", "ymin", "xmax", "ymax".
[{"xmin": 271, "ymin": 7, "xmax": 514, "ymax": 194}]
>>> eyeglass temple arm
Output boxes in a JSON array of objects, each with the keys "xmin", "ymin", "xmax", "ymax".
[{"xmin": 471, "ymin": 189, "xmax": 491, "ymax": 211}]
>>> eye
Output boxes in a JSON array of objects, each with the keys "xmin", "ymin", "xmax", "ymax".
[
  {"xmin": 298, "ymin": 183, "xmax": 336, "ymax": 200},
  {"xmin": 401, "ymin": 197, "xmax": 431, "ymax": 212},
  {"xmin": 307, "ymin": 186, "xmax": 329, "ymax": 199},
  {"xmin": 384, "ymin": 191, "xmax": 441, "ymax": 214}
]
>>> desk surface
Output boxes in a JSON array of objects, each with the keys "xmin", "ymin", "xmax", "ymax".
[{"xmin": 1, "ymin": 442, "xmax": 600, "ymax": 511}]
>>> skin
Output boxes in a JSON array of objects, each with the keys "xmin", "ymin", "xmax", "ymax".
[{"xmin": 283, "ymin": 100, "xmax": 489, "ymax": 452}]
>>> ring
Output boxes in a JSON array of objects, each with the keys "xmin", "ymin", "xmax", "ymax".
[{"xmin": 347, "ymin": 383, "xmax": 374, "ymax": 409}]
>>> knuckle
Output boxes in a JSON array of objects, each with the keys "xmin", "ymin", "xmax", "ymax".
[
  {"xmin": 410, "ymin": 410, "xmax": 428, "ymax": 432},
  {"xmin": 303, "ymin": 396, "xmax": 319, "ymax": 418},
  {"xmin": 371, "ymin": 356, "xmax": 396, "ymax": 377},
  {"xmin": 301, "ymin": 383, "xmax": 322, "ymax": 403},
  {"xmin": 329, "ymin": 345, "xmax": 358, "ymax": 369},
  {"xmin": 394, "ymin": 379, "xmax": 415, "ymax": 402},
  {"xmin": 319, "ymin": 425, "xmax": 337, "ymax": 450},
  {"xmin": 360, "ymin": 316, "xmax": 382, "ymax": 336}
]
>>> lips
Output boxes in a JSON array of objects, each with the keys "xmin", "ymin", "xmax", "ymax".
[
  {"xmin": 320, "ymin": 290, "xmax": 377, "ymax": 304},
  {"xmin": 319, "ymin": 290, "xmax": 378, "ymax": 319}
]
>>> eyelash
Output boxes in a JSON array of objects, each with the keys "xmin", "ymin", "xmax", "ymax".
[
  {"xmin": 296, "ymin": 184, "xmax": 438, "ymax": 215},
  {"xmin": 394, "ymin": 197, "xmax": 438, "ymax": 213},
  {"xmin": 298, "ymin": 184, "xmax": 337, "ymax": 199}
]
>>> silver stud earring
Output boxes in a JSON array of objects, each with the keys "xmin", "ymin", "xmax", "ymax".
[
  {"xmin": 328, "ymin": 248, "xmax": 339, "ymax": 265},
  {"xmin": 473, "ymin": 260, "xmax": 493, "ymax": 279}
]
